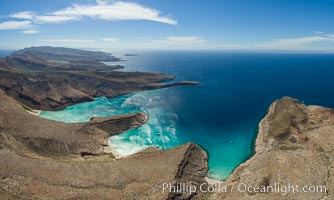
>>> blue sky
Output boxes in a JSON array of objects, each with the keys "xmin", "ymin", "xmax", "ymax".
[{"xmin": 0, "ymin": 0, "xmax": 334, "ymax": 51}]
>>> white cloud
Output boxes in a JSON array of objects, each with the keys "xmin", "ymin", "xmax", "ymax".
[
  {"xmin": 141, "ymin": 34, "xmax": 334, "ymax": 51},
  {"xmin": 38, "ymin": 39, "xmax": 96, "ymax": 43},
  {"xmin": 10, "ymin": 11, "xmax": 35, "ymax": 20},
  {"xmin": 10, "ymin": 11, "xmax": 77, "ymax": 23},
  {"xmin": 256, "ymin": 35, "xmax": 334, "ymax": 50},
  {"xmin": 0, "ymin": 20, "xmax": 31, "ymax": 30},
  {"xmin": 213, "ymin": 34, "xmax": 334, "ymax": 51},
  {"xmin": 136, "ymin": 36, "xmax": 208, "ymax": 49},
  {"xmin": 165, "ymin": 36, "xmax": 207, "ymax": 44},
  {"xmin": 21, "ymin": 29, "xmax": 39, "ymax": 34},
  {"xmin": 10, "ymin": 0, "xmax": 176, "ymax": 25},
  {"xmin": 35, "ymin": 15, "xmax": 79, "ymax": 24},
  {"xmin": 147, "ymin": 36, "xmax": 207, "ymax": 46},
  {"xmin": 102, "ymin": 37, "xmax": 119, "ymax": 42}
]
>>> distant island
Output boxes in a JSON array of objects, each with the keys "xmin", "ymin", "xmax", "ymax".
[
  {"xmin": 124, "ymin": 53, "xmax": 138, "ymax": 56},
  {"xmin": 0, "ymin": 47, "xmax": 333, "ymax": 200},
  {"xmin": 15, "ymin": 46, "xmax": 121, "ymax": 62}
]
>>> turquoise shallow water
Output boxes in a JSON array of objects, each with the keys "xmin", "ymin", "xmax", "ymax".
[
  {"xmin": 40, "ymin": 51, "xmax": 334, "ymax": 180},
  {"xmin": 41, "ymin": 89, "xmax": 252, "ymax": 179}
]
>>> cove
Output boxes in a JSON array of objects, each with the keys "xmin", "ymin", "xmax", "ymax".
[{"xmin": 41, "ymin": 51, "xmax": 334, "ymax": 180}]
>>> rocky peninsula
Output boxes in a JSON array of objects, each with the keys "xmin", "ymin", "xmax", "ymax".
[
  {"xmin": 206, "ymin": 97, "xmax": 334, "ymax": 200},
  {"xmin": 0, "ymin": 47, "xmax": 199, "ymax": 111}
]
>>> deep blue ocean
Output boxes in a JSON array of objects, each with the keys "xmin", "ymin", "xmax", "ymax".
[{"xmin": 40, "ymin": 51, "xmax": 334, "ymax": 180}]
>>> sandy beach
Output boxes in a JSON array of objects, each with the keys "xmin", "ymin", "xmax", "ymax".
[
  {"xmin": 26, "ymin": 109, "xmax": 41, "ymax": 116},
  {"xmin": 205, "ymin": 177, "xmax": 224, "ymax": 185}
]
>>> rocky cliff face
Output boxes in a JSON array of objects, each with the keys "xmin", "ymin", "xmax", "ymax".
[{"xmin": 208, "ymin": 97, "xmax": 334, "ymax": 200}]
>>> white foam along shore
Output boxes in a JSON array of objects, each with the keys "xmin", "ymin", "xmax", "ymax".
[
  {"xmin": 104, "ymin": 138, "xmax": 124, "ymax": 158},
  {"xmin": 30, "ymin": 106, "xmax": 227, "ymax": 181},
  {"xmin": 26, "ymin": 109, "xmax": 41, "ymax": 116},
  {"xmin": 27, "ymin": 105, "xmax": 124, "ymax": 159},
  {"xmin": 205, "ymin": 177, "xmax": 224, "ymax": 185}
]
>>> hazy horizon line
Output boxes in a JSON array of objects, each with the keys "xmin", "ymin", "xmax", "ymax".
[{"xmin": 1, "ymin": 46, "xmax": 334, "ymax": 54}]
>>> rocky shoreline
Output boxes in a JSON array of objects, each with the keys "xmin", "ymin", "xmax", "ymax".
[
  {"xmin": 0, "ymin": 88, "xmax": 209, "ymax": 199},
  {"xmin": 2, "ymin": 83, "xmax": 334, "ymax": 199},
  {"xmin": 0, "ymin": 47, "xmax": 209, "ymax": 199},
  {"xmin": 1, "ymin": 47, "xmax": 334, "ymax": 199},
  {"xmin": 0, "ymin": 47, "xmax": 200, "ymax": 111},
  {"xmin": 204, "ymin": 97, "xmax": 334, "ymax": 200}
]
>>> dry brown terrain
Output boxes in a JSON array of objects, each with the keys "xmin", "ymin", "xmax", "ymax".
[
  {"xmin": 2, "ymin": 90, "xmax": 334, "ymax": 200},
  {"xmin": 1, "ymin": 47, "xmax": 333, "ymax": 200},
  {"xmin": 0, "ymin": 89, "xmax": 208, "ymax": 199},
  {"xmin": 208, "ymin": 97, "xmax": 334, "ymax": 200},
  {"xmin": 0, "ymin": 48, "xmax": 199, "ymax": 111}
]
